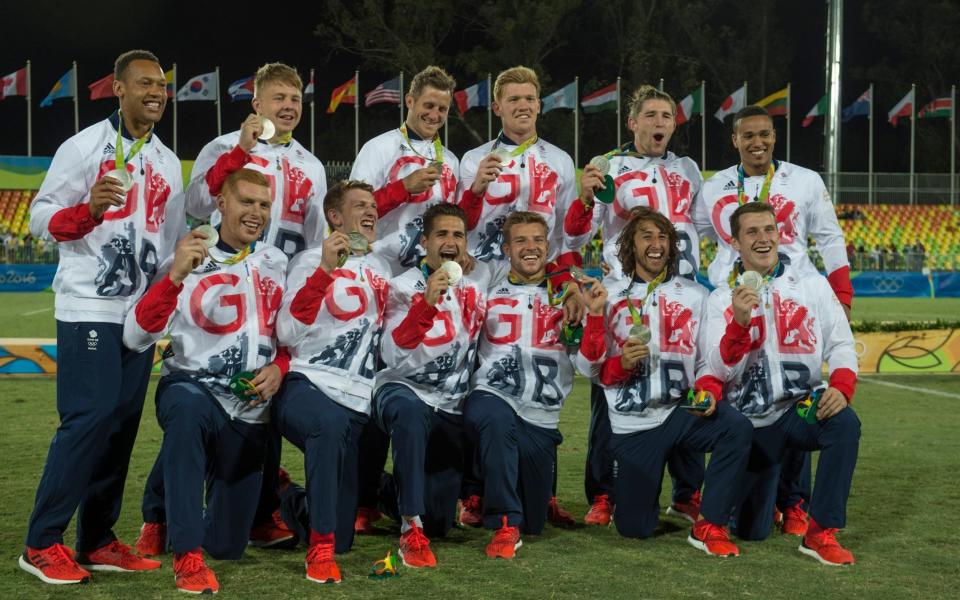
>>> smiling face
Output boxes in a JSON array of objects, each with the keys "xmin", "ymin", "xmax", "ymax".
[
  {"xmin": 493, "ymin": 82, "xmax": 540, "ymax": 141},
  {"xmin": 405, "ymin": 85, "xmax": 452, "ymax": 139},
  {"xmin": 422, "ymin": 215, "xmax": 466, "ymax": 269},
  {"xmin": 253, "ymin": 80, "xmax": 302, "ymax": 138},
  {"xmin": 114, "ymin": 59, "xmax": 167, "ymax": 127},
  {"xmin": 631, "ymin": 219, "xmax": 670, "ymax": 281},
  {"xmin": 218, "ymin": 180, "xmax": 272, "ymax": 248},
  {"xmin": 628, "ymin": 98, "xmax": 675, "ymax": 156},
  {"xmin": 504, "ymin": 222, "xmax": 549, "ymax": 279},
  {"xmin": 328, "ymin": 188, "xmax": 378, "ymax": 242},
  {"xmin": 733, "ymin": 114, "xmax": 777, "ymax": 176},
  {"xmin": 731, "ymin": 210, "xmax": 780, "ymax": 273}
]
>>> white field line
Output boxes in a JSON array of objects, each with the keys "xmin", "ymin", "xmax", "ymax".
[{"xmin": 859, "ymin": 376, "xmax": 960, "ymax": 400}]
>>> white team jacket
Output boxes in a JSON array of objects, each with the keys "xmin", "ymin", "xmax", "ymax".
[
  {"xmin": 30, "ymin": 115, "xmax": 184, "ymax": 323},
  {"xmin": 123, "ymin": 245, "xmax": 288, "ymax": 424}
]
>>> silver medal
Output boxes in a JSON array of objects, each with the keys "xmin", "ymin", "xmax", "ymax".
[
  {"xmin": 104, "ymin": 168, "xmax": 134, "ymax": 193},
  {"xmin": 440, "ymin": 260, "xmax": 463, "ymax": 285},
  {"xmin": 589, "ymin": 155, "xmax": 611, "ymax": 177},
  {"xmin": 194, "ymin": 224, "xmax": 219, "ymax": 249},
  {"xmin": 738, "ymin": 270, "xmax": 764, "ymax": 291},
  {"xmin": 258, "ymin": 116, "xmax": 276, "ymax": 141},
  {"xmin": 629, "ymin": 323, "xmax": 651, "ymax": 344}
]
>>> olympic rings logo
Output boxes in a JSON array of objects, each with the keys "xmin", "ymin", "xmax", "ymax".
[{"xmin": 872, "ymin": 276, "xmax": 903, "ymax": 294}]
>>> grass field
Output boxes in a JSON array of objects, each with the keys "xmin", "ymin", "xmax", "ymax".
[{"xmin": 1, "ymin": 294, "xmax": 959, "ymax": 598}]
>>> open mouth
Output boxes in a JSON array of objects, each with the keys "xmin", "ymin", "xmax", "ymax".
[
  {"xmin": 143, "ymin": 100, "xmax": 162, "ymax": 112},
  {"xmin": 358, "ymin": 216, "xmax": 376, "ymax": 233},
  {"xmin": 645, "ymin": 249, "xmax": 664, "ymax": 260},
  {"xmin": 276, "ymin": 112, "xmax": 297, "ymax": 125},
  {"xmin": 439, "ymin": 248, "xmax": 458, "ymax": 260},
  {"xmin": 240, "ymin": 219, "xmax": 262, "ymax": 234},
  {"xmin": 652, "ymin": 133, "xmax": 665, "ymax": 143},
  {"xmin": 521, "ymin": 251, "xmax": 541, "ymax": 265},
  {"xmin": 752, "ymin": 244, "xmax": 773, "ymax": 255},
  {"xmin": 750, "ymin": 148, "xmax": 767, "ymax": 159}
]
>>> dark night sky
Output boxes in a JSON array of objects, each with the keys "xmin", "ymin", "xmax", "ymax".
[{"xmin": 0, "ymin": 1, "xmax": 926, "ymax": 173}]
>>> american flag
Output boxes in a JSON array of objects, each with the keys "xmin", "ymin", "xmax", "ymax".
[{"xmin": 365, "ymin": 76, "xmax": 401, "ymax": 107}]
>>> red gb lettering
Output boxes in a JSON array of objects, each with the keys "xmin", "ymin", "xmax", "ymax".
[
  {"xmin": 190, "ymin": 274, "xmax": 245, "ymax": 334},
  {"xmin": 281, "ymin": 157, "xmax": 311, "ymax": 225},
  {"xmin": 486, "ymin": 298, "xmax": 520, "ymax": 344},
  {"xmin": 485, "ymin": 173, "xmax": 520, "ymax": 206},
  {"xmin": 457, "ymin": 286, "xmax": 484, "ymax": 336},
  {"xmin": 245, "ymin": 155, "xmax": 277, "ymax": 199},
  {"xmin": 324, "ymin": 270, "xmax": 368, "ymax": 321},
  {"xmin": 665, "ymin": 171, "xmax": 692, "ymax": 224},
  {"xmin": 613, "ymin": 171, "xmax": 659, "ymax": 220},
  {"xmin": 711, "ymin": 195, "xmax": 739, "ymax": 244},
  {"xmin": 98, "ymin": 160, "xmax": 137, "ymax": 221},
  {"xmin": 723, "ymin": 305, "xmax": 765, "ymax": 350},
  {"xmin": 424, "ymin": 310, "xmax": 455, "ymax": 347},
  {"xmin": 531, "ymin": 297, "xmax": 562, "ymax": 349},
  {"xmin": 608, "ymin": 298, "xmax": 648, "ymax": 346},
  {"xmin": 659, "ymin": 299, "xmax": 696, "ymax": 355},
  {"xmin": 527, "ymin": 156, "xmax": 558, "ymax": 215},
  {"xmin": 388, "ymin": 156, "xmax": 431, "ymax": 203},
  {"xmin": 253, "ymin": 269, "xmax": 283, "ymax": 337}
]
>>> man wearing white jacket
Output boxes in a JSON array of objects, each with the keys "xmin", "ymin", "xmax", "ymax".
[
  {"xmin": 21, "ymin": 49, "xmax": 181, "ymax": 586},
  {"xmin": 699, "ymin": 201, "xmax": 860, "ymax": 566},
  {"xmin": 123, "ymin": 168, "xmax": 289, "ymax": 593}
]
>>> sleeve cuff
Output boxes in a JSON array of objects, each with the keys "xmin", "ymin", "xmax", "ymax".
[
  {"xmin": 827, "ymin": 266, "xmax": 854, "ymax": 308},
  {"xmin": 829, "ymin": 367, "xmax": 857, "ymax": 403}
]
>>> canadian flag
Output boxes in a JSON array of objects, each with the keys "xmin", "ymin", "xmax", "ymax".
[
  {"xmin": 0, "ymin": 67, "xmax": 27, "ymax": 101},
  {"xmin": 714, "ymin": 84, "xmax": 747, "ymax": 122}
]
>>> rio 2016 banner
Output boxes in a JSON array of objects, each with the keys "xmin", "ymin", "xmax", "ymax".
[{"xmin": 0, "ymin": 265, "xmax": 58, "ymax": 292}]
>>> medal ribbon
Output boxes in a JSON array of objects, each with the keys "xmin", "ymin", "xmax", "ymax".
[
  {"xmin": 115, "ymin": 109, "xmax": 152, "ymax": 171},
  {"xmin": 212, "ymin": 243, "xmax": 254, "ymax": 265},
  {"xmin": 492, "ymin": 130, "xmax": 539, "ymax": 159},
  {"xmin": 625, "ymin": 269, "xmax": 667, "ymax": 323},
  {"xmin": 736, "ymin": 161, "xmax": 777, "ymax": 206},
  {"xmin": 400, "ymin": 124, "xmax": 444, "ymax": 165}
]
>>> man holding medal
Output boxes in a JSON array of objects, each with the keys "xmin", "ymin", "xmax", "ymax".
[
  {"xmin": 575, "ymin": 207, "xmax": 752, "ymax": 555},
  {"xmin": 21, "ymin": 49, "xmax": 182, "ymax": 585},
  {"xmin": 272, "ymin": 180, "xmax": 391, "ymax": 583},
  {"xmin": 122, "ymin": 168, "xmax": 289, "ymax": 593},
  {"xmin": 563, "ymin": 84, "xmax": 709, "ymax": 528},
  {"xmin": 698, "ymin": 105, "xmax": 855, "ymax": 536},
  {"xmin": 699, "ymin": 202, "xmax": 860, "ymax": 565}
]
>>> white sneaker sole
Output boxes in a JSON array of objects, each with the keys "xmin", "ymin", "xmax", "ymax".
[
  {"xmin": 667, "ymin": 506, "xmax": 697, "ymax": 524},
  {"xmin": 18, "ymin": 555, "xmax": 89, "ymax": 584},
  {"xmin": 798, "ymin": 544, "xmax": 853, "ymax": 566},
  {"xmin": 398, "ymin": 546, "xmax": 436, "ymax": 568},
  {"xmin": 176, "ymin": 584, "xmax": 219, "ymax": 594},
  {"xmin": 305, "ymin": 573, "xmax": 341, "ymax": 584},
  {"xmin": 687, "ymin": 535, "xmax": 738, "ymax": 557}
]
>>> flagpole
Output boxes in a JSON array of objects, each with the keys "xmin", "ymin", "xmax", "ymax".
[
  {"xmin": 172, "ymin": 64, "xmax": 178, "ymax": 155},
  {"xmin": 26, "ymin": 60, "xmax": 32, "ymax": 156},
  {"xmin": 574, "ymin": 76, "xmax": 580, "ymax": 166},
  {"xmin": 658, "ymin": 78, "xmax": 664, "ymax": 92},
  {"xmin": 72, "ymin": 61, "xmax": 79, "ymax": 133},
  {"xmin": 744, "ymin": 80, "xmax": 748, "ymax": 105},
  {"xmin": 786, "ymin": 82, "xmax": 792, "ymax": 162},
  {"xmin": 616, "ymin": 77, "xmax": 621, "ymax": 147},
  {"xmin": 215, "ymin": 66, "xmax": 222, "ymax": 136},
  {"xmin": 951, "ymin": 84, "xmax": 956, "ymax": 206},
  {"xmin": 910, "ymin": 82, "xmax": 916, "ymax": 205},
  {"xmin": 399, "ymin": 72, "xmax": 405, "ymax": 125},
  {"xmin": 825, "ymin": 0, "xmax": 843, "ymax": 201},
  {"xmin": 701, "ymin": 81, "xmax": 706, "ymax": 170},
  {"xmin": 354, "ymin": 70, "xmax": 360, "ymax": 157},
  {"xmin": 486, "ymin": 73, "xmax": 492, "ymax": 140},
  {"xmin": 309, "ymin": 68, "xmax": 316, "ymax": 154},
  {"xmin": 868, "ymin": 83, "xmax": 874, "ymax": 205}
]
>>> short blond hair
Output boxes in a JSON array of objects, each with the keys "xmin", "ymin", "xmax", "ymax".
[
  {"xmin": 408, "ymin": 66, "xmax": 456, "ymax": 99},
  {"xmin": 628, "ymin": 84, "xmax": 676, "ymax": 119},
  {"xmin": 503, "ymin": 211, "xmax": 548, "ymax": 243},
  {"xmin": 324, "ymin": 180, "xmax": 375, "ymax": 216},
  {"xmin": 223, "ymin": 168, "xmax": 270, "ymax": 197},
  {"xmin": 494, "ymin": 66, "xmax": 540, "ymax": 101},
  {"xmin": 254, "ymin": 62, "xmax": 302, "ymax": 97}
]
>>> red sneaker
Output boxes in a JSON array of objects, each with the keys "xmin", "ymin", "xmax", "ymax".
[
  {"xmin": 135, "ymin": 522, "xmax": 167, "ymax": 557},
  {"xmin": 249, "ymin": 509, "xmax": 296, "ymax": 548},
  {"xmin": 173, "ymin": 549, "xmax": 219, "ymax": 594},
  {"xmin": 485, "ymin": 516, "xmax": 522, "ymax": 559},
  {"xmin": 459, "ymin": 495, "xmax": 483, "ymax": 528},
  {"xmin": 584, "ymin": 494, "xmax": 613, "ymax": 526},
  {"xmin": 305, "ymin": 535, "xmax": 341, "ymax": 584},
  {"xmin": 688, "ymin": 519, "xmax": 740, "ymax": 557},
  {"xmin": 19, "ymin": 543, "xmax": 91, "ymax": 585},
  {"xmin": 398, "ymin": 524, "xmax": 437, "ymax": 568},
  {"xmin": 781, "ymin": 502, "xmax": 810, "ymax": 536},
  {"xmin": 354, "ymin": 507, "xmax": 382, "ymax": 535},
  {"xmin": 546, "ymin": 496, "xmax": 576, "ymax": 526},
  {"xmin": 77, "ymin": 540, "xmax": 161, "ymax": 572},
  {"xmin": 800, "ymin": 518, "xmax": 855, "ymax": 566},
  {"xmin": 666, "ymin": 490, "xmax": 701, "ymax": 524}
]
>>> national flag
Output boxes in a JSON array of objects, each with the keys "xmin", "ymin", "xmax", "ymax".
[
  {"xmin": 580, "ymin": 83, "xmax": 617, "ymax": 113},
  {"xmin": 675, "ymin": 86, "xmax": 703, "ymax": 125},
  {"xmin": 177, "ymin": 71, "xmax": 218, "ymax": 101},
  {"xmin": 541, "ymin": 81, "xmax": 576, "ymax": 113},
  {"xmin": 802, "ymin": 94, "xmax": 828, "ymax": 128},
  {"xmin": 164, "ymin": 69, "xmax": 174, "ymax": 98},
  {"xmin": 918, "ymin": 96, "xmax": 952, "ymax": 119},
  {"xmin": 0, "ymin": 67, "xmax": 27, "ymax": 100},
  {"xmin": 453, "ymin": 79, "xmax": 489, "ymax": 114},
  {"xmin": 228, "ymin": 76, "xmax": 255, "ymax": 101},
  {"xmin": 887, "ymin": 89, "xmax": 914, "ymax": 126},
  {"xmin": 756, "ymin": 86, "xmax": 788, "ymax": 116},
  {"xmin": 842, "ymin": 88, "xmax": 871, "ymax": 122},
  {"xmin": 365, "ymin": 76, "xmax": 401, "ymax": 107},
  {"xmin": 304, "ymin": 71, "xmax": 314, "ymax": 103},
  {"xmin": 714, "ymin": 84, "xmax": 746, "ymax": 122},
  {"xmin": 88, "ymin": 73, "xmax": 114, "ymax": 100},
  {"xmin": 327, "ymin": 76, "xmax": 356, "ymax": 113},
  {"xmin": 40, "ymin": 68, "xmax": 75, "ymax": 107}
]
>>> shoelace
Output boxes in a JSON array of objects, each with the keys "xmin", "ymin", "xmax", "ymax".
[
  {"xmin": 404, "ymin": 526, "xmax": 429, "ymax": 551},
  {"xmin": 700, "ymin": 522, "xmax": 730, "ymax": 541},
  {"xmin": 307, "ymin": 543, "xmax": 334, "ymax": 563},
  {"xmin": 785, "ymin": 505, "xmax": 808, "ymax": 521},
  {"xmin": 811, "ymin": 527, "xmax": 841, "ymax": 547},
  {"xmin": 176, "ymin": 552, "xmax": 206, "ymax": 577},
  {"xmin": 592, "ymin": 495, "xmax": 612, "ymax": 511},
  {"xmin": 493, "ymin": 517, "xmax": 517, "ymax": 545},
  {"xmin": 45, "ymin": 543, "xmax": 76, "ymax": 567}
]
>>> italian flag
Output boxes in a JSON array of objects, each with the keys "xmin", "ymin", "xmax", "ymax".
[
  {"xmin": 580, "ymin": 83, "xmax": 617, "ymax": 113},
  {"xmin": 802, "ymin": 94, "xmax": 828, "ymax": 128},
  {"xmin": 756, "ymin": 86, "xmax": 788, "ymax": 116},
  {"xmin": 676, "ymin": 86, "xmax": 703, "ymax": 125},
  {"xmin": 918, "ymin": 97, "xmax": 952, "ymax": 119}
]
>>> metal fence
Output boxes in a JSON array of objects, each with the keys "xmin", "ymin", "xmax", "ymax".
[{"xmin": 823, "ymin": 172, "xmax": 959, "ymax": 205}]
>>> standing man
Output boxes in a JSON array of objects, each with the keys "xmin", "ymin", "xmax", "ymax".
[
  {"xmin": 698, "ymin": 105, "xmax": 855, "ymax": 534},
  {"xmin": 375, "ymin": 203, "xmax": 488, "ymax": 568},
  {"xmin": 463, "ymin": 212, "xmax": 588, "ymax": 559},
  {"xmin": 575, "ymin": 208, "xmax": 752, "ymax": 555},
  {"xmin": 123, "ymin": 169, "xmax": 288, "ymax": 593},
  {"xmin": 564, "ymin": 84, "xmax": 708, "ymax": 526},
  {"xmin": 20, "ymin": 49, "xmax": 180, "ymax": 585},
  {"xmin": 699, "ymin": 202, "xmax": 860, "ymax": 565},
  {"xmin": 274, "ymin": 180, "xmax": 392, "ymax": 583}
]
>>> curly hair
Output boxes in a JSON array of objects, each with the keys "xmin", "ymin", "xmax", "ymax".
[{"xmin": 616, "ymin": 207, "xmax": 679, "ymax": 279}]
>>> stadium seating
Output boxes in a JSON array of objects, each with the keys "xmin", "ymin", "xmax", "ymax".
[
  {"xmin": 837, "ymin": 204, "xmax": 960, "ymax": 270},
  {"xmin": 0, "ymin": 189, "xmax": 35, "ymax": 238}
]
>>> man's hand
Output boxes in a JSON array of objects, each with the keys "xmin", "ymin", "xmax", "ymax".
[
  {"xmin": 562, "ymin": 282, "xmax": 585, "ymax": 325},
  {"xmin": 245, "ymin": 363, "xmax": 283, "ymax": 406},
  {"xmin": 580, "ymin": 276, "xmax": 607, "ymax": 316},
  {"xmin": 238, "ymin": 114, "xmax": 264, "ymax": 152},
  {"xmin": 457, "ymin": 253, "xmax": 477, "ymax": 276},
  {"xmin": 816, "ymin": 387, "xmax": 848, "ymax": 420},
  {"xmin": 320, "ymin": 232, "xmax": 350, "ymax": 273},
  {"xmin": 424, "ymin": 268, "xmax": 450, "ymax": 306},
  {"xmin": 620, "ymin": 338, "xmax": 650, "ymax": 370},
  {"xmin": 89, "ymin": 175, "xmax": 128, "ymax": 219},
  {"xmin": 169, "ymin": 231, "xmax": 209, "ymax": 285},
  {"xmin": 579, "ymin": 163, "xmax": 606, "ymax": 205},
  {"xmin": 731, "ymin": 285, "xmax": 761, "ymax": 327},
  {"xmin": 470, "ymin": 155, "xmax": 504, "ymax": 195},
  {"xmin": 403, "ymin": 166, "xmax": 440, "ymax": 194},
  {"xmin": 688, "ymin": 390, "xmax": 717, "ymax": 418}
]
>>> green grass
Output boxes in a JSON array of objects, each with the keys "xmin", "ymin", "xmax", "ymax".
[
  {"xmin": 850, "ymin": 298, "xmax": 960, "ymax": 323},
  {"xmin": 1, "ymin": 375, "xmax": 959, "ymax": 598}
]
